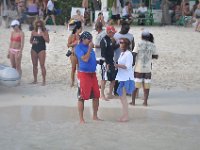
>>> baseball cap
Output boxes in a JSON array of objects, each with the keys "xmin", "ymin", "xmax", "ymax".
[
  {"xmin": 106, "ymin": 26, "xmax": 117, "ymax": 33},
  {"xmin": 11, "ymin": 20, "xmax": 20, "ymax": 26}
]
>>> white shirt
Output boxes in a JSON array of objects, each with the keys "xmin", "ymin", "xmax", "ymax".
[
  {"xmin": 133, "ymin": 40, "xmax": 157, "ymax": 73},
  {"xmin": 47, "ymin": 0, "xmax": 54, "ymax": 11},
  {"xmin": 138, "ymin": 6, "xmax": 147, "ymax": 14},
  {"xmin": 122, "ymin": 6, "xmax": 128, "ymax": 16},
  {"xmin": 115, "ymin": 50, "xmax": 134, "ymax": 81},
  {"xmin": 94, "ymin": 30, "xmax": 106, "ymax": 58},
  {"xmin": 111, "ymin": 0, "xmax": 121, "ymax": 15}
]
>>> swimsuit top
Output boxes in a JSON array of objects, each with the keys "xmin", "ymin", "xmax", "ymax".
[{"xmin": 11, "ymin": 35, "xmax": 21, "ymax": 42}]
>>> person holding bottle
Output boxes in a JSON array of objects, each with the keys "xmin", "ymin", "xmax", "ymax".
[{"xmin": 30, "ymin": 20, "xmax": 49, "ymax": 85}]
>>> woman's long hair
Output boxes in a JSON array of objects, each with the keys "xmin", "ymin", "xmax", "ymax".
[
  {"xmin": 33, "ymin": 19, "xmax": 46, "ymax": 32},
  {"xmin": 72, "ymin": 22, "xmax": 82, "ymax": 34}
]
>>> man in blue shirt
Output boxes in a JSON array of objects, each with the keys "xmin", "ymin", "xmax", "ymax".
[{"xmin": 75, "ymin": 31, "xmax": 101, "ymax": 124}]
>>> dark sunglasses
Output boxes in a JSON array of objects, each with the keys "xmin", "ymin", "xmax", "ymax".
[{"xmin": 119, "ymin": 41, "xmax": 125, "ymax": 44}]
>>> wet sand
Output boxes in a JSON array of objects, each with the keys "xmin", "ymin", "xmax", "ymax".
[{"xmin": 0, "ymin": 105, "xmax": 199, "ymax": 150}]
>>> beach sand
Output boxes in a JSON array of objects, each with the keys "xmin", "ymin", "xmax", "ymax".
[{"xmin": 0, "ymin": 25, "xmax": 200, "ymax": 149}]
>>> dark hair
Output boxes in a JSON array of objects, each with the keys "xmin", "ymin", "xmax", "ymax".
[
  {"xmin": 125, "ymin": 2, "xmax": 130, "ymax": 6},
  {"xmin": 142, "ymin": 33, "xmax": 154, "ymax": 43},
  {"xmin": 142, "ymin": 34, "xmax": 150, "ymax": 41},
  {"xmin": 98, "ymin": 12, "xmax": 103, "ymax": 16},
  {"xmin": 120, "ymin": 23, "xmax": 130, "ymax": 34},
  {"xmin": 72, "ymin": 22, "xmax": 82, "ymax": 34},
  {"xmin": 149, "ymin": 33, "xmax": 154, "ymax": 43}
]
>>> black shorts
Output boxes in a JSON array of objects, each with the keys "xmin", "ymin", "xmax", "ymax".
[
  {"xmin": 27, "ymin": 12, "xmax": 38, "ymax": 16},
  {"xmin": 111, "ymin": 14, "xmax": 120, "ymax": 20},
  {"xmin": 47, "ymin": 9, "xmax": 55, "ymax": 16},
  {"xmin": 134, "ymin": 72, "xmax": 151, "ymax": 79},
  {"xmin": 101, "ymin": 63, "xmax": 117, "ymax": 81}
]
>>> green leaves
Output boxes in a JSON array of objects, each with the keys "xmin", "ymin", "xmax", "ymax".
[{"xmin": 55, "ymin": 0, "xmax": 82, "ymax": 25}]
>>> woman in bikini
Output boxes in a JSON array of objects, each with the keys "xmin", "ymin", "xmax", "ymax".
[
  {"xmin": 67, "ymin": 21, "xmax": 82, "ymax": 87},
  {"xmin": 30, "ymin": 20, "xmax": 49, "ymax": 85},
  {"xmin": 8, "ymin": 20, "xmax": 24, "ymax": 78}
]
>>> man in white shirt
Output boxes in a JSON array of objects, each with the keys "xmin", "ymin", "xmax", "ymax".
[{"xmin": 130, "ymin": 30, "xmax": 158, "ymax": 106}]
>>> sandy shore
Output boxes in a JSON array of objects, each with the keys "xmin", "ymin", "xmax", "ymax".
[{"xmin": 0, "ymin": 25, "xmax": 200, "ymax": 149}]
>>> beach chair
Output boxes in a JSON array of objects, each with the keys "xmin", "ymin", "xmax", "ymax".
[
  {"xmin": 70, "ymin": 7, "xmax": 85, "ymax": 18},
  {"xmin": 67, "ymin": 7, "xmax": 85, "ymax": 30},
  {"xmin": 133, "ymin": 8, "xmax": 154, "ymax": 26}
]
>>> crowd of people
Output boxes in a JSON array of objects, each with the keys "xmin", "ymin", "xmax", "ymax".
[
  {"xmin": 0, "ymin": 0, "xmax": 56, "ymax": 29},
  {"xmin": 162, "ymin": 0, "xmax": 200, "ymax": 31},
  {"xmin": 5, "ymin": 14, "xmax": 159, "ymax": 124},
  {"xmin": 4, "ymin": 0, "xmax": 200, "ymax": 124}
]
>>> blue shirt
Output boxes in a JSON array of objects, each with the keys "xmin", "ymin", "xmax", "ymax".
[{"xmin": 75, "ymin": 43, "xmax": 97, "ymax": 73}]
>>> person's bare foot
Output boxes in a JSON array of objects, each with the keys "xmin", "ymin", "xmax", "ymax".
[
  {"xmin": 106, "ymin": 94, "xmax": 115, "ymax": 99},
  {"xmin": 30, "ymin": 81, "xmax": 37, "ymax": 84},
  {"xmin": 118, "ymin": 116, "xmax": 129, "ymax": 122},
  {"xmin": 129, "ymin": 102, "xmax": 135, "ymax": 106},
  {"xmin": 79, "ymin": 119, "xmax": 85, "ymax": 124},
  {"xmin": 143, "ymin": 102, "xmax": 148, "ymax": 106},
  {"xmin": 93, "ymin": 116, "xmax": 103, "ymax": 121},
  {"xmin": 42, "ymin": 81, "xmax": 46, "ymax": 86},
  {"xmin": 100, "ymin": 95, "xmax": 109, "ymax": 101}
]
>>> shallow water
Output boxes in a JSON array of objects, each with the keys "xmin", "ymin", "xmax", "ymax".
[{"xmin": 0, "ymin": 106, "xmax": 199, "ymax": 150}]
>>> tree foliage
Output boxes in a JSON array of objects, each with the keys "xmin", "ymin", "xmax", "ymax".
[{"xmin": 55, "ymin": 0, "xmax": 82, "ymax": 25}]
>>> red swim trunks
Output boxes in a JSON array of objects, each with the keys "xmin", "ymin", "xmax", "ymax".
[{"xmin": 77, "ymin": 72, "xmax": 100, "ymax": 100}]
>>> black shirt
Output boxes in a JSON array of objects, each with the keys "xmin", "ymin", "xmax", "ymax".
[{"xmin": 100, "ymin": 35, "xmax": 115, "ymax": 65}]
